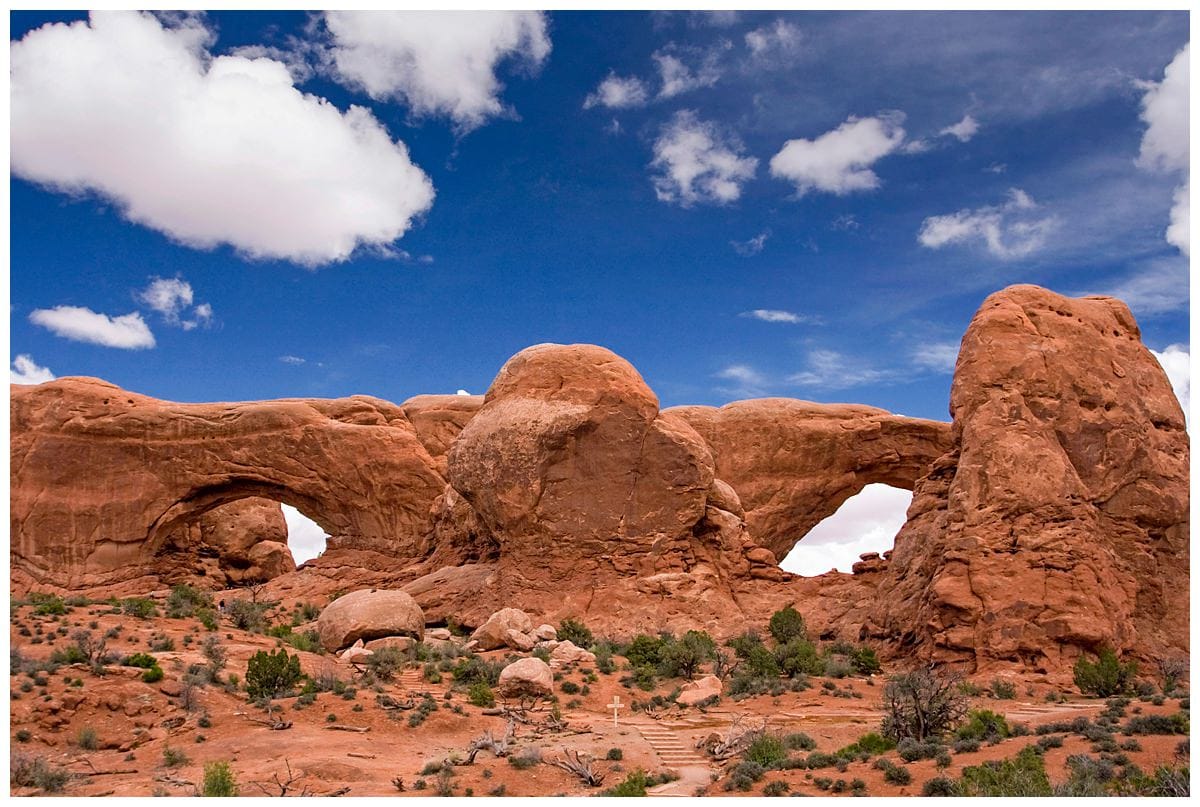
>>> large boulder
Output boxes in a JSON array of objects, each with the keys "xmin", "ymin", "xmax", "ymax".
[
  {"xmin": 676, "ymin": 674, "xmax": 723, "ymax": 706},
  {"xmin": 867, "ymin": 286, "xmax": 1189, "ymax": 674},
  {"xmin": 549, "ymin": 640, "xmax": 596, "ymax": 666},
  {"xmin": 497, "ymin": 657, "xmax": 553, "ymax": 699},
  {"xmin": 318, "ymin": 589, "xmax": 425, "ymax": 652},
  {"xmin": 469, "ymin": 608, "xmax": 535, "ymax": 651}
]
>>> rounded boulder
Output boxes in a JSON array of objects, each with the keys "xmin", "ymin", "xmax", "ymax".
[{"xmin": 317, "ymin": 589, "xmax": 425, "ymax": 652}]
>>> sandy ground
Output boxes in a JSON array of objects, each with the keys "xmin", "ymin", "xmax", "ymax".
[{"xmin": 9, "ymin": 600, "xmax": 1188, "ymax": 797}]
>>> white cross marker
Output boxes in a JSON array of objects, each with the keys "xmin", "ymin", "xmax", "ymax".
[{"xmin": 608, "ymin": 695, "xmax": 623, "ymax": 727}]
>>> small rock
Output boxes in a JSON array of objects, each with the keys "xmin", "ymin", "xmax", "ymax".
[
  {"xmin": 533, "ymin": 624, "xmax": 557, "ymax": 641},
  {"xmin": 158, "ymin": 680, "xmax": 184, "ymax": 698}
]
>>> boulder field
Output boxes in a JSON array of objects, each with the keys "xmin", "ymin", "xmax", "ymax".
[{"xmin": 8, "ymin": 285, "xmax": 1188, "ymax": 678}]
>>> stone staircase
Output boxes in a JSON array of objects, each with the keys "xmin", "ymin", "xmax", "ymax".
[{"xmin": 634, "ymin": 722, "xmax": 710, "ymax": 767}]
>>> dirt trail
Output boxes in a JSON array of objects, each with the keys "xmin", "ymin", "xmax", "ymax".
[{"xmin": 632, "ymin": 718, "xmax": 712, "ymax": 796}]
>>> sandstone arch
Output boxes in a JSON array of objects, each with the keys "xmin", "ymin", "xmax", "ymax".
[
  {"xmin": 10, "ymin": 378, "xmax": 450, "ymax": 589},
  {"xmin": 667, "ymin": 400, "xmax": 953, "ymax": 561}
]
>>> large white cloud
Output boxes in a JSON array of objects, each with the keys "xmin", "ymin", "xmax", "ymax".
[
  {"xmin": 781, "ymin": 484, "xmax": 912, "ymax": 576},
  {"xmin": 11, "ymin": 11, "xmax": 435, "ymax": 266},
  {"xmin": 324, "ymin": 11, "xmax": 549, "ymax": 131},
  {"xmin": 1150, "ymin": 343, "xmax": 1190, "ymax": 425},
  {"xmin": 10, "ymin": 355, "xmax": 56, "ymax": 385},
  {"xmin": 1137, "ymin": 44, "xmax": 1189, "ymax": 256},
  {"xmin": 918, "ymin": 188, "xmax": 1058, "ymax": 259},
  {"xmin": 29, "ymin": 306, "xmax": 156, "ymax": 349},
  {"xmin": 281, "ymin": 504, "xmax": 329, "ymax": 566},
  {"xmin": 650, "ymin": 110, "xmax": 758, "ymax": 207},
  {"xmin": 769, "ymin": 113, "xmax": 906, "ymax": 195}
]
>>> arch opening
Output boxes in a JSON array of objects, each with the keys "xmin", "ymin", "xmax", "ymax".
[
  {"xmin": 779, "ymin": 483, "xmax": 912, "ymax": 577},
  {"xmin": 281, "ymin": 504, "xmax": 329, "ymax": 565}
]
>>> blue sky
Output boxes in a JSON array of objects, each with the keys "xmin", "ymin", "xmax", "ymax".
[{"xmin": 8, "ymin": 11, "xmax": 1191, "ymax": 572}]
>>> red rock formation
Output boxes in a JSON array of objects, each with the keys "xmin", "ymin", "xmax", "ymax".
[
  {"xmin": 157, "ymin": 497, "xmax": 295, "ymax": 586},
  {"xmin": 865, "ymin": 286, "xmax": 1189, "ymax": 675}
]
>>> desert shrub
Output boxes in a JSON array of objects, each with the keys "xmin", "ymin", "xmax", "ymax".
[
  {"xmin": 956, "ymin": 709, "xmax": 1010, "ymax": 743},
  {"xmin": 166, "ymin": 585, "xmax": 212, "ymax": 619},
  {"xmin": 226, "ymin": 599, "xmax": 270, "ymax": 632},
  {"xmin": 606, "ymin": 747, "xmax": 623, "ymax": 761},
  {"xmin": 125, "ymin": 652, "xmax": 158, "ymax": 669},
  {"xmin": 142, "ymin": 665, "xmax": 164, "ymax": 683},
  {"xmin": 783, "ymin": 732, "xmax": 817, "ymax": 752},
  {"xmin": 33, "ymin": 596, "xmax": 67, "ymax": 616},
  {"xmin": 838, "ymin": 731, "xmax": 895, "ymax": 758},
  {"xmin": 623, "ymin": 634, "xmax": 666, "ymax": 668},
  {"xmin": 923, "ymin": 776, "xmax": 958, "ymax": 796},
  {"xmin": 991, "ymin": 679, "xmax": 1017, "ymax": 699},
  {"xmin": 883, "ymin": 763, "xmax": 912, "ymax": 785},
  {"xmin": 148, "ymin": 634, "xmax": 175, "ymax": 652},
  {"xmin": 768, "ymin": 606, "xmax": 807, "ymax": 645},
  {"xmin": 953, "ymin": 737, "xmax": 980, "ymax": 754},
  {"xmin": 285, "ymin": 630, "xmax": 322, "ymax": 654},
  {"xmin": 557, "ymin": 617, "xmax": 593, "ymax": 649},
  {"xmin": 823, "ymin": 657, "xmax": 853, "ymax": 679},
  {"xmin": 595, "ymin": 646, "xmax": 615, "ymax": 675},
  {"xmin": 958, "ymin": 745, "xmax": 1051, "ymax": 797},
  {"xmin": 726, "ymin": 760, "xmax": 765, "ymax": 791},
  {"xmin": 897, "ymin": 737, "xmax": 944, "ymax": 762},
  {"xmin": 1037, "ymin": 734, "xmax": 1065, "ymax": 751},
  {"xmin": 762, "ymin": 779, "xmax": 790, "ymax": 796},
  {"xmin": 365, "ymin": 647, "xmax": 405, "ymax": 682},
  {"xmin": 10, "ymin": 753, "xmax": 71, "ymax": 792},
  {"xmin": 881, "ymin": 669, "xmax": 969, "ymax": 742},
  {"xmin": 120, "ymin": 597, "xmax": 157, "ymax": 619},
  {"xmin": 1074, "ymin": 648, "xmax": 1138, "ymax": 697},
  {"xmin": 467, "ymin": 682, "xmax": 495, "ymax": 707},
  {"xmin": 744, "ymin": 733, "xmax": 788, "ymax": 769},
  {"xmin": 1125, "ymin": 713, "xmax": 1189, "ymax": 735},
  {"xmin": 850, "ymin": 646, "xmax": 882, "ymax": 675},
  {"xmin": 75, "ymin": 727, "xmax": 99, "ymax": 750},
  {"xmin": 603, "ymin": 769, "xmax": 650, "ymax": 796},
  {"xmin": 50, "ymin": 645, "xmax": 87, "ymax": 665},
  {"xmin": 659, "ymin": 630, "xmax": 716, "ymax": 680},
  {"xmin": 162, "ymin": 746, "xmax": 189, "ymax": 767},
  {"xmin": 197, "ymin": 609, "xmax": 219, "ymax": 631},
  {"xmin": 507, "ymin": 748, "xmax": 540, "ymax": 770},
  {"xmin": 451, "ymin": 655, "xmax": 504, "ymax": 687},
  {"xmin": 245, "ymin": 648, "xmax": 301, "ymax": 700},
  {"xmin": 202, "ymin": 761, "xmax": 238, "ymax": 796}
]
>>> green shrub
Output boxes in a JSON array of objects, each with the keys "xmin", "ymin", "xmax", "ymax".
[
  {"xmin": 364, "ymin": 647, "xmax": 404, "ymax": 682},
  {"xmin": 121, "ymin": 598, "xmax": 157, "ymax": 619},
  {"xmin": 897, "ymin": 737, "xmax": 944, "ymax": 762},
  {"xmin": 769, "ymin": 637, "xmax": 819, "ymax": 678},
  {"xmin": 166, "ymin": 585, "xmax": 212, "ymax": 619},
  {"xmin": 125, "ymin": 652, "xmax": 157, "ymax": 669},
  {"xmin": 76, "ymin": 727, "xmax": 99, "ymax": 750},
  {"xmin": 762, "ymin": 780, "xmax": 790, "ymax": 796},
  {"xmin": 768, "ymin": 606, "xmax": 807, "ymax": 645},
  {"xmin": 33, "ymin": 596, "xmax": 66, "ymax": 616},
  {"xmin": 467, "ymin": 682, "xmax": 495, "ymax": 707},
  {"xmin": 850, "ymin": 646, "xmax": 882, "ymax": 675},
  {"xmin": 783, "ymin": 732, "xmax": 817, "ymax": 751},
  {"xmin": 659, "ymin": 630, "xmax": 716, "ymax": 680},
  {"xmin": 196, "ymin": 609, "xmax": 219, "ymax": 631},
  {"xmin": 957, "ymin": 709, "xmax": 1010, "ymax": 743},
  {"xmin": 881, "ymin": 669, "xmax": 969, "ymax": 742},
  {"xmin": 923, "ymin": 777, "xmax": 959, "ymax": 796},
  {"xmin": 744, "ymin": 733, "xmax": 788, "ymax": 769},
  {"xmin": 142, "ymin": 665, "xmax": 164, "ymax": 683},
  {"xmin": 837, "ymin": 731, "xmax": 895, "ymax": 758},
  {"xmin": 727, "ymin": 760, "xmax": 766, "ymax": 791},
  {"xmin": 245, "ymin": 648, "xmax": 301, "ymax": 700},
  {"xmin": 606, "ymin": 747, "xmax": 623, "ymax": 761},
  {"xmin": 1074, "ymin": 648, "xmax": 1138, "ymax": 697},
  {"xmin": 451, "ymin": 655, "xmax": 504, "ymax": 687},
  {"xmin": 202, "ymin": 761, "xmax": 238, "ymax": 796},
  {"xmin": 602, "ymin": 769, "xmax": 649, "ymax": 796},
  {"xmin": 557, "ymin": 618, "xmax": 593, "ymax": 649},
  {"xmin": 1125, "ymin": 713, "xmax": 1189, "ymax": 735},
  {"xmin": 226, "ymin": 599, "xmax": 271, "ymax": 632},
  {"xmin": 560, "ymin": 680, "xmax": 580, "ymax": 695},
  {"xmin": 958, "ymin": 746, "xmax": 1051, "ymax": 796},
  {"xmin": 163, "ymin": 746, "xmax": 189, "ymax": 767},
  {"xmin": 623, "ymin": 635, "xmax": 666, "ymax": 668},
  {"xmin": 883, "ymin": 764, "xmax": 912, "ymax": 785},
  {"xmin": 991, "ymin": 678, "xmax": 1017, "ymax": 699}
]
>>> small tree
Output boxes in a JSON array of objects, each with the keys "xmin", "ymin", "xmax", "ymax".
[
  {"xmin": 768, "ymin": 606, "xmax": 807, "ymax": 645},
  {"xmin": 881, "ymin": 669, "xmax": 969, "ymax": 742},
  {"xmin": 1158, "ymin": 657, "xmax": 1188, "ymax": 694},
  {"xmin": 202, "ymin": 761, "xmax": 239, "ymax": 796},
  {"xmin": 660, "ymin": 630, "xmax": 716, "ymax": 680},
  {"xmin": 245, "ymin": 648, "xmax": 301, "ymax": 700},
  {"xmin": 1073, "ymin": 648, "xmax": 1137, "ymax": 697}
]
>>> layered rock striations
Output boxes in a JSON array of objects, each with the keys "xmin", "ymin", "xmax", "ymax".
[{"xmin": 8, "ymin": 285, "xmax": 1188, "ymax": 676}]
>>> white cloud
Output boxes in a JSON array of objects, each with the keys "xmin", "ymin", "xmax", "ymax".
[
  {"xmin": 781, "ymin": 484, "xmax": 911, "ymax": 576},
  {"xmin": 940, "ymin": 114, "xmax": 980, "ymax": 142},
  {"xmin": 740, "ymin": 309, "xmax": 807, "ymax": 324},
  {"xmin": 323, "ymin": 10, "xmax": 549, "ymax": 131},
  {"xmin": 137, "ymin": 276, "xmax": 193, "ymax": 319},
  {"xmin": 899, "ymin": 138, "xmax": 932, "ymax": 155},
  {"xmin": 1167, "ymin": 181, "xmax": 1189, "ymax": 255},
  {"xmin": 654, "ymin": 48, "xmax": 723, "ymax": 98},
  {"xmin": 279, "ymin": 355, "xmax": 306, "ymax": 365},
  {"xmin": 11, "ymin": 11, "xmax": 435, "ymax": 267},
  {"xmin": 29, "ymin": 306, "xmax": 155, "ymax": 349},
  {"xmin": 583, "ymin": 73, "xmax": 648, "ymax": 110},
  {"xmin": 11, "ymin": 355, "xmax": 56, "ymax": 385},
  {"xmin": 650, "ymin": 111, "xmax": 758, "ymax": 207},
  {"xmin": 787, "ymin": 349, "xmax": 895, "ymax": 389},
  {"xmin": 1137, "ymin": 44, "xmax": 1189, "ymax": 256},
  {"xmin": 744, "ymin": 19, "xmax": 803, "ymax": 63},
  {"xmin": 281, "ymin": 503, "xmax": 329, "ymax": 565},
  {"xmin": 1150, "ymin": 344, "xmax": 1190, "ymax": 425},
  {"xmin": 918, "ymin": 188, "xmax": 1058, "ymax": 259},
  {"xmin": 731, "ymin": 231, "xmax": 770, "ymax": 256},
  {"xmin": 911, "ymin": 342, "xmax": 960, "ymax": 374},
  {"xmin": 769, "ymin": 113, "xmax": 906, "ymax": 195},
  {"xmin": 1137, "ymin": 44, "xmax": 1188, "ymax": 174},
  {"xmin": 456, "ymin": 389, "xmax": 471, "ymax": 396},
  {"xmin": 184, "ymin": 302, "xmax": 213, "ymax": 331},
  {"xmin": 717, "ymin": 365, "xmax": 766, "ymax": 387}
]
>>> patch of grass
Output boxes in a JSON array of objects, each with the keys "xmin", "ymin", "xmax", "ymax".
[
  {"xmin": 75, "ymin": 727, "xmax": 99, "ymax": 751},
  {"xmin": 958, "ymin": 745, "xmax": 1051, "ymax": 797}
]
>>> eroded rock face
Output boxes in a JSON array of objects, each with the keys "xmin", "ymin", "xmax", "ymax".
[
  {"xmin": 668, "ymin": 400, "xmax": 953, "ymax": 561},
  {"xmin": 866, "ymin": 286, "xmax": 1189, "ymax": 674},
  {"xmin": 157, "ymin": 498, "xmax": 295, "ymax": 585}
]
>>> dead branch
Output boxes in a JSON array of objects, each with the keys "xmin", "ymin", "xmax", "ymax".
[
  {"xmin": 347, "ymin": 753, "xmax": 376, "ymax": 760},
  {"xmin": 461, "ymin": 717, "xmax": 516, "ymax": 764},
  {"xmin": 251, "ymin": 760, "xmax": 313, "ymax": 797},
  {"xmin": 550, "ymin": 749, "xmax": 606, "ymax": 787},
  {"xmin": 376, "ymin": 694, "xmax": 415, "ymax": 711},
  {"xmin": 323, "ymin": 786, "xmax": 351, "ymax": 796},
  {"xmin": 696, "ymin": 715, "xmax": 766, "ymax": 761},
  {"xmin": 324, "ymin": 724, "xmax": 370, "ymax": 733}
]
